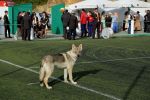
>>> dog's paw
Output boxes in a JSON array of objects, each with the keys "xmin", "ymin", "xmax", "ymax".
[
  {"xmin": 64, "ymin": 80, "xmax": 69, "ymax": 83},
  {"xmin": 72, "ymin": 81, "xmax": 77, "ymax": 85},
  {"xmin": 46, "ymin": 86, "xmax": 52, "ymax": 89},
  {"xmin": 40, "ymin": 83, "xmax": 44, "ymax": 87}
]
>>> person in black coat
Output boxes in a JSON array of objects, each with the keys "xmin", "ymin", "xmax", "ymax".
[
  {"xmin": 68, "ymin": 12, "xmax": 78, "ymax": 40},
  {"xmin": 61, "ymin": 9, "xmax": 71, "ymax": 39},
  {"xmin": 16, "ymin": 12, "xmax": 22, "ymax": 38},
  {"xmin": 105, "ymin": 13, "xmax": 112, "ymax": 28},
  {"xmin": 3, "ymin": 11, "xmax": 11, "ymax": 38},
  {"xmin": 23, "ymin": 12, "xmax": 31, "ymax": 41},
  {"xmin": 92, "ymin": 8, "xmax": 101, "ymax": 39},
  {"xmin": 20, "ymin": 11, "xmax": 25, "ymax": 40},
  {"xmin": 144, "ymin": 10, "xmax": 148, "ymax": 32},
  {"xmin": 144, "ymin": 10, "xmax": 150, "ymax": 32},
  {"xmin": 40, "ymin": 11, "xmax": 49, "ymax": 37}
]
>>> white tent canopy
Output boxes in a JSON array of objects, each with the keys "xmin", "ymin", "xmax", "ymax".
[
  {"xmin": 67, "ymin": 0, "xmax": 113, "ymax": 11},
  {"xmin": 67, "ymin": 0, "xmax": 96, "ymax": 10},
  {"xmin": 67, "ymin": 0, "xmax": 150, "ymax": 11},
  {"xmin": 107, "ymin": 0, "xmax": 150, "ymax": 8}
]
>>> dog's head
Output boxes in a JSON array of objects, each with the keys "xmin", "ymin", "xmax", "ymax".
[{"xmin": 71, "ymin": 44, "xmax": 83, "ymax": 57}]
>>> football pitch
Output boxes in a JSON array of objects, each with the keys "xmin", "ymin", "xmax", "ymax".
[{"xmin": 0, "ymin": 37, "xmax": 150, "ymax": 100}]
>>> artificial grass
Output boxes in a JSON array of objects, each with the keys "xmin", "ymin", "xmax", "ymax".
[{"xmin": 0, "ymin": 37, "xmax": 150, "ymax": 100}]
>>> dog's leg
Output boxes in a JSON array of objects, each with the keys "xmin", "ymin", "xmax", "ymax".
[
  {"xmin": 39, "ymin": 67, "xmax": 45, "ymax": 87},
  {"xmin": 44, "ymin": 77, "xmax": 52, "ymax": 89},
  {"xmin": 43, "ymin": 65, "xmax": 54, "ymax": 89},
  {"xmin": 64, "ymin": 69, "xmax": 68, "ymax": 83},
  {"xmin": 68, "ymin": 67, "xmax": 77, "ymax": 85}
]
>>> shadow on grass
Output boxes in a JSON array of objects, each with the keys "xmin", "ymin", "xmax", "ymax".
[
  {"xmin": 0, "ymin": 68, "xmax": 22, "ymax": 77},
  {"xmin": 0, "ymin": 61, "xmax": 40, "ymax": 77},
  {"xmin": 49, "ymin": 69, "xmax": 102, "ymax": 86},
  {"xmin": 123, "ymin": 66, "xmax": 146, "ymax": 100}
]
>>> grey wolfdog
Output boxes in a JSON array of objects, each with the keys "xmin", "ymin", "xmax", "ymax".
[{"xmin": 39, "ymin": 44, "xmax": 83, "ymax": 89}]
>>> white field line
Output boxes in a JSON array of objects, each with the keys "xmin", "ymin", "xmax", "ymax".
[
  {"xmin": 78, "ymin": 56, "xmax": 150, "ymax": 64},
  {"xmin": 27, "ymin": 82, "xmax": 40, "ymax": 85},
  {"xmin": 0, "ymin": 59, "xmax": 121, "ymax": 100}
]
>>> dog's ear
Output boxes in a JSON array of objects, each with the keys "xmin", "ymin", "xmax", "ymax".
[
  {"xmin": 78, "ymin": 44, "xmax": 83, "ymax": 51},
  {"xmin": 72, "ymin": 44, "xmax": 76, "ymax": 50}
]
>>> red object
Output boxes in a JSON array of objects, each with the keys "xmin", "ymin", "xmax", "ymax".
[
  {"xmin": 0, "ymin": 0, "xmax": 15, "ymax": 6},
  {"xmin": 80, "ymin": 11, "xmax": 87, "ymax": 24},
  {"xmin": 88, "ymin": 15, "xmax": 94, "ymax": 23}
]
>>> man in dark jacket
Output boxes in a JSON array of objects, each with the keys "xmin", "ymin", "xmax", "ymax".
[
  {"xmin": 23, "ymin": 12, "xmax": 31, "ymax": 41},
  {"xmin": 3, "ymin": 11, "xmax": 11, "ymax": 38},
  {"xmin": 105, "ymin": 13, "xmax": 112, "ymax": 28},
  {"xmin": 147, "ymin": 10, "xmax": 150, "ymax": 32},
  {"xmin": 68, "ymin": 12, "xmax": 78, "ymax": 40},
  {"xmin": 61, "ymin": 9, "xmax": 71, "ymax": 39},
  {"xmin": 92, "ymin": 8, "xmax": 101, "ymax": 39},
  {"xmin": 21, "ymin": 11, "xmax": 25, "ymax": 40}
]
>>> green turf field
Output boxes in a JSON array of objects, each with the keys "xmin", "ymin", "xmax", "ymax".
[{"xmin": 0, "ymin": 37, "xmax": 150, "ymax": 100}]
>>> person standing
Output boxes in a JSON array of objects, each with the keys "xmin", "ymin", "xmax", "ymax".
[
  {"xmin": 61, "ymin": 9, "xmax": 71, "ymax": 39},
  {"xmin": 101, "ymin": 11, "xmax": 106, "ymax": 30},
  {"xmin": 15, "ymin": 12, "xmax": 22, "ymax": 40},
  {"xmin": 68, "ymin": 12, "xmax": 78, "ymax": 40},
  {"xmin": 31, "ymin": 12, "xmax": 38, "ymax": 39},
  {"xmin": 41, "ymin": 11, "xmax": 49, "ymax": 37},
  {"xmin": 146, "ymin": 10, "xmax": 150, "ymax": 32},
  {"xmin": 134, "ymin": 11, "xmax": 141, "ymax": 31},
  {"xmin": 128, "ymin": 15, "xmax": 134, "ymax": 34},
  {"xmin": 87, "ymin": 11, "xmax": 94, "ymax": 37},
  {"xmin": 21, "ymin": 11, "xmax": 25, "ymax": 40},
  {"xmin": 3, "ymin": 11, "xmax": 11, "ymax": 38},
  {"xmin": 31, "ymin": 12, "xmax": 38, "ymax": 35},
  {"xmin": 144, "ymin": 10, "xmax": 148, "ymax": 32},
  {"xmin": 23, "ymin": 12, "xmax": 31, "ymax": 41},
  {"xmin": 92, "ymin": 8, "xmax": 101, "ymax": 39},
  {"xmin": 123, "ymin": 11, "xmax": 129, "ymax": 31},
  {"xmin": 105, "ymin": 13, "xmax": 112, "ymax": 28},
  {"xmin": 80, "ymin": 9, "xmax": 87, "ymax": 38},
  {"xmin": 112, "ymin": 12, "xmax": 119, "ymax": 33}
]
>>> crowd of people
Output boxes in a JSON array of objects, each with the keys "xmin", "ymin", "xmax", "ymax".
[
  {"xmin": 122, "ymin": 10, "xmax": 150, "ymax": 34},
  {"xmin": 61, "ymin": 8, "xmax": 104, "ymax": 40},
  {"xmin": 1, "ymin": 8, "xmax": 150, "ymax": 40},
  {"xmin": 61, "ymin": 8, "xmax": 150, "ymax": 40},
  {"xmin": 1, "ymin": 10, "xmax": 49, "ymax": 40}
]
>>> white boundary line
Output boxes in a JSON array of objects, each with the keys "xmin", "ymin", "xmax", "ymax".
[
  {"xmin": 0, "ymin": 59, "xmax": 121, "ymax": 100},
  {"xmin": 27, "ymin": 82, "xmax": 40, "ymax": 85}
]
